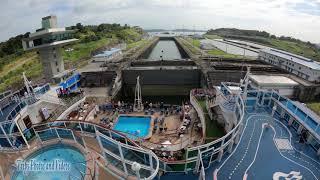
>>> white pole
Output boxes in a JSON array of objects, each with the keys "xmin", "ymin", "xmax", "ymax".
[{"xmin": 131, "ymin": 162, "xmax": 141, "ymax": 179}]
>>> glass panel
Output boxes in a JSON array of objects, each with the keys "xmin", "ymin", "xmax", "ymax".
[
  {"xmin": 74, "ymin": 133, "xmax": 84, "ymax": 147},
  {"xmin": 0, "ymin": 126, "xmax": 4, "ymax": 135},
  {"xmin": 265, "ymin": 92, "xmax": 271, "ymax": 97},
  {"xmin": 295, "ymin": 109, "xmax": 307, "ymax": 121},
  {"xmin": 81, "ymin": 123, "xmax": 95, "ymax": 133},
  {"xmin": 212, "ymin": 140, "xmax": 222, "ymax": 149},
  {"xmin": 247, "ymin": 91, "xmax": 258, "ymax": 97},
  {"xmin": 121, "ymin": 146, "xmax": 150, "ymax": 166},
  {"xmin": 246, "ymin": 99, "xmax": 256, "ymax": 106},
  {"xmin": 202, "ymin": 149, "xmax": 213, "ymax": 168},
  {"xmin": 166, "ymin": 163, "xmax": 185, "ymax": 172},
  {"xmin": 100, "ymin": 137, "xmax": 120, "ymax": 156},
  {"xmin": 105, "ymin": 153, "xmax": 124, "ymax": 172},
  {"xmin": 139, "ymin": 168, "xmax": 152, "ymax": 179},
  {"xmin": 186, "ymin": 161, "xmax": 196, "ymax": 170},
  {"xmin": 125, "ymin": 162, "xmax": 136, "ymax": 176},
  {"xmin": 279, "ymin": 97, "xmax": 286, "ymax": 104},
  {"xmin": 210, "ymin": 152, "xmax": 219, "ymax": 162},
  {"xmin": 23, "ymin": 128, "xmax": 36, "ymax": 141},
  {"xmin": 263, "ymin": 99, "xmax": 270, "ymax": 106},
  {"xmin": 272, "ymin": 92, "xmax": 279, "ymax": 100},
  {"xmin": 12, "ymin": 135, "xmax": 26, "ymax": 147},
  {"xmin": 286, "ymin": 101, "xmax": 296, "ymax": 112},
  {"xmin": 37, "ymin": 129, "xmax": 58, "ymax": 141},
  {"xmin": 292, "ymin": 120, "xmax": 299, "ymax": 131},
  {"xmin": 305, "ymin": 117, "xmax": 318, "ymax": 130},
  {"xmin": 56, "ymin": 129, "xmax": 74, "ymax": 139},
  {"xmin": 97, "ymin": 127, "xmax": 111, "ymax": 137},
  {"xmin": 187, "ymin": 149, "xmax": 198, "ymax": 159},
  {"xmin": 0, "ymin": 137, "xmax": 11, "ymax": 147}
]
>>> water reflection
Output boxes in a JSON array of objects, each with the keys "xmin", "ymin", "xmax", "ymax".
[{"xmin": 148, "ymin": 40, "xmax": 182, "ymax": 60}]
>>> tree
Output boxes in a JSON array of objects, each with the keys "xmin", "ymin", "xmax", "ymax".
[{"xmin": 76, "ymin": 23, "xmax": 84, "ymax": 32}]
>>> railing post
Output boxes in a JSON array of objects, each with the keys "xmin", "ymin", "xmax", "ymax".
[
  {"xmin": 15, "ymin": 120, "xmax": 30, "ymax": 149},
  {"xmin": 0, "ymin": 124, "xmax": 14, "ymax": 148}
]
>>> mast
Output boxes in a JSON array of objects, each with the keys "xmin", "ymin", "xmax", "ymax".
[{"xmin": 133, "ymin": 76, "xmax": 143, "ymax": 112}]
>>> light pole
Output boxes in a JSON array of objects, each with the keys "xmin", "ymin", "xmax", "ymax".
[{"xmin": 131, "ymin": 162, "xmax": 141, "ymax": 179}]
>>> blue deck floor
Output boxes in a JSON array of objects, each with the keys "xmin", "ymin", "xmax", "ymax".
[{"xmin": 161, "ymin": 108, "xmax": 320, "ymax": 180}]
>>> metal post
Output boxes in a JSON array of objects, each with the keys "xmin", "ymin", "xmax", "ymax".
[
  {"xmin": 15, "ymin": 119, "xmax": 30, "ymax": 148},
  {"xmin": 133, "ymin": 76, "xmax": 143, "ymax": 112},
  {"xmin": 0, "ymin": 124, "xmax": 13, "ymax": 148}
]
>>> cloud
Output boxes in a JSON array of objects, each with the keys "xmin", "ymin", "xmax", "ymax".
[{"xmin": 0, "ymin": 0, "xmax": 320, "ymax": 43}]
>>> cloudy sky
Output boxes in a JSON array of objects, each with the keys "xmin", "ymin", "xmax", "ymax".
[{"xmin": 1, "ymin": 0, "xmax": 320, "ymax": 43}]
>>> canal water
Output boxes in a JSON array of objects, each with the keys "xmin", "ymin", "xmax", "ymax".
[{"xmin": 147, "ymin": 40, "xmax": 182, "ymax": 60}]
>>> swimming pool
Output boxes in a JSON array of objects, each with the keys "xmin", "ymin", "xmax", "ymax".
[
  {"xmin": 12, "ymin": 144, "xmax": 86, "ymax": 180},
  {"xmin": 113, "ymin": 116, "xmax": 151, "ymax": 139}
]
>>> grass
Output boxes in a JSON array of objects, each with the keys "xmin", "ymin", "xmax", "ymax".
[
  {"xmin": 197, "ymin": 99, "xmax": 225, "ymax": 139},
  {"xmin": 306, "ymin": 102, "xmax": 320, "ymax": 116},
  {"xmin": 63, "ymin": 37, "xmax": 115, "ymax": 63},
  {"xmin": 207, "ymin": 49, "xmax": 243, "ymax": 58},
  {"xmin": 0, "ymin": 52, "xmax": 42, "ymax": 92},
  {"xmin": 204, "ymin": 34, "xmax": 223, "ymax": 39},
  {"xmin": 178, "ymin": 38, "xmax": 201, "ymax": 55},
  {"xmin": 126, "ymin": 38, "xmax": 149, "ymax": 50},
  {"xmin": 185, "ymin": 38, "xmax": 201, "ymax": 48},
  {"xmin": 268, "ymin": 38, "xmax": 320, "ymax": 60}
]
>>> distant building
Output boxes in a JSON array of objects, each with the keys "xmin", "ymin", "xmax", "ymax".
[
  {"xmin": 259, "ymin": 48, "xmax": 320, "ymax": 83},
  {"xmin": 92, "ymin": 48, "xmax": 122, "ymax": 63},
  {"xmin": 22, "ymin": 15, "xmax": 78, "ymax": 83}
]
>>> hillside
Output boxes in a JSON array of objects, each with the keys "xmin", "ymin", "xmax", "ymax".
[
  {"xmin": 206, "ymin": 28, "xmax": 320, "ymax": 61},
  {"xmin": 0, "ymin": 23, "xmax": 144, "ymax": 92}
]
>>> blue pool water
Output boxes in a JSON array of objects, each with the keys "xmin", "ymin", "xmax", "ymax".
[
  {"xmin": 113, "ymin": 116, "xmax": 151, "ymax": 139},
  {"xmin": 12, "ymin": 144, "xmax": 86, "ymax": 180}
]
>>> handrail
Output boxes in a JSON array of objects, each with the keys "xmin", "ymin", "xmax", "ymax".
[
  {"xmin": 187, "ymin": 87, "xmax": 245, "ymax": 151},
  {"xmin": 1, "ymin": 86, "xmax": 246, "ymax": 176},
  {"xmin": 5, "ymin": 101, "xmax": 26, "ymax": 121},
  {"xmin": 190, "ymin": 93, "xmax": 207, "ymax": 139}
]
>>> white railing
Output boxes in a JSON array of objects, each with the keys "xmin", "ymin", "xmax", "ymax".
[{"xmin": 190, "ymin": 93, "xmax": 207, "ymax": 138}]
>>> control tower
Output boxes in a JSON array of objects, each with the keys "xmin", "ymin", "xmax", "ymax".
[{"xmin": 22, "ymin": 15, "xmax": 78, "ymax": 82}]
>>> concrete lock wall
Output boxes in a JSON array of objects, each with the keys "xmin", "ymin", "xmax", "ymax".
[
  {"xmin": 208, "ymin": 70, "xmax": 246, "ymax": 86},
  {"xmin": 122, "ymin": 69, "xmax": 201, "ymax": 96},
  {"xmin": 81, "ymin": 71, "xmax": 116, "ymax": 87}
]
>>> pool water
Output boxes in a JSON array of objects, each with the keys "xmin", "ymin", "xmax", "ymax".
[
  {"xmin": 12, "ymin": 144, "xmax": 86, "ymax": 180},
  {"xmin": 113, "ymin": 116, "xmax": 151, "ymax": 139}
]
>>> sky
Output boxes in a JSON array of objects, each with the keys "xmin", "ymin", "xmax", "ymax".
[{"xmin": 1, "ymin": 0, "xmax": 320, "ymax": 43}]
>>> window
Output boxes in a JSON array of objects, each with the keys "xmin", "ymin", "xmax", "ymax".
[
  {"xmin": 55, "ymin": 61, "xmax": 58, "ymax": 66},
  {"xmin": 57, "ymin": 68, "xmax": 59, "ymax": 72},
  {"xmin": 299, "ymin": 67, "xmax": 301, "ymax": 70},
  {"xmin": 53, "ymin": 54, "xmax": 56, "ymax": 58}
]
